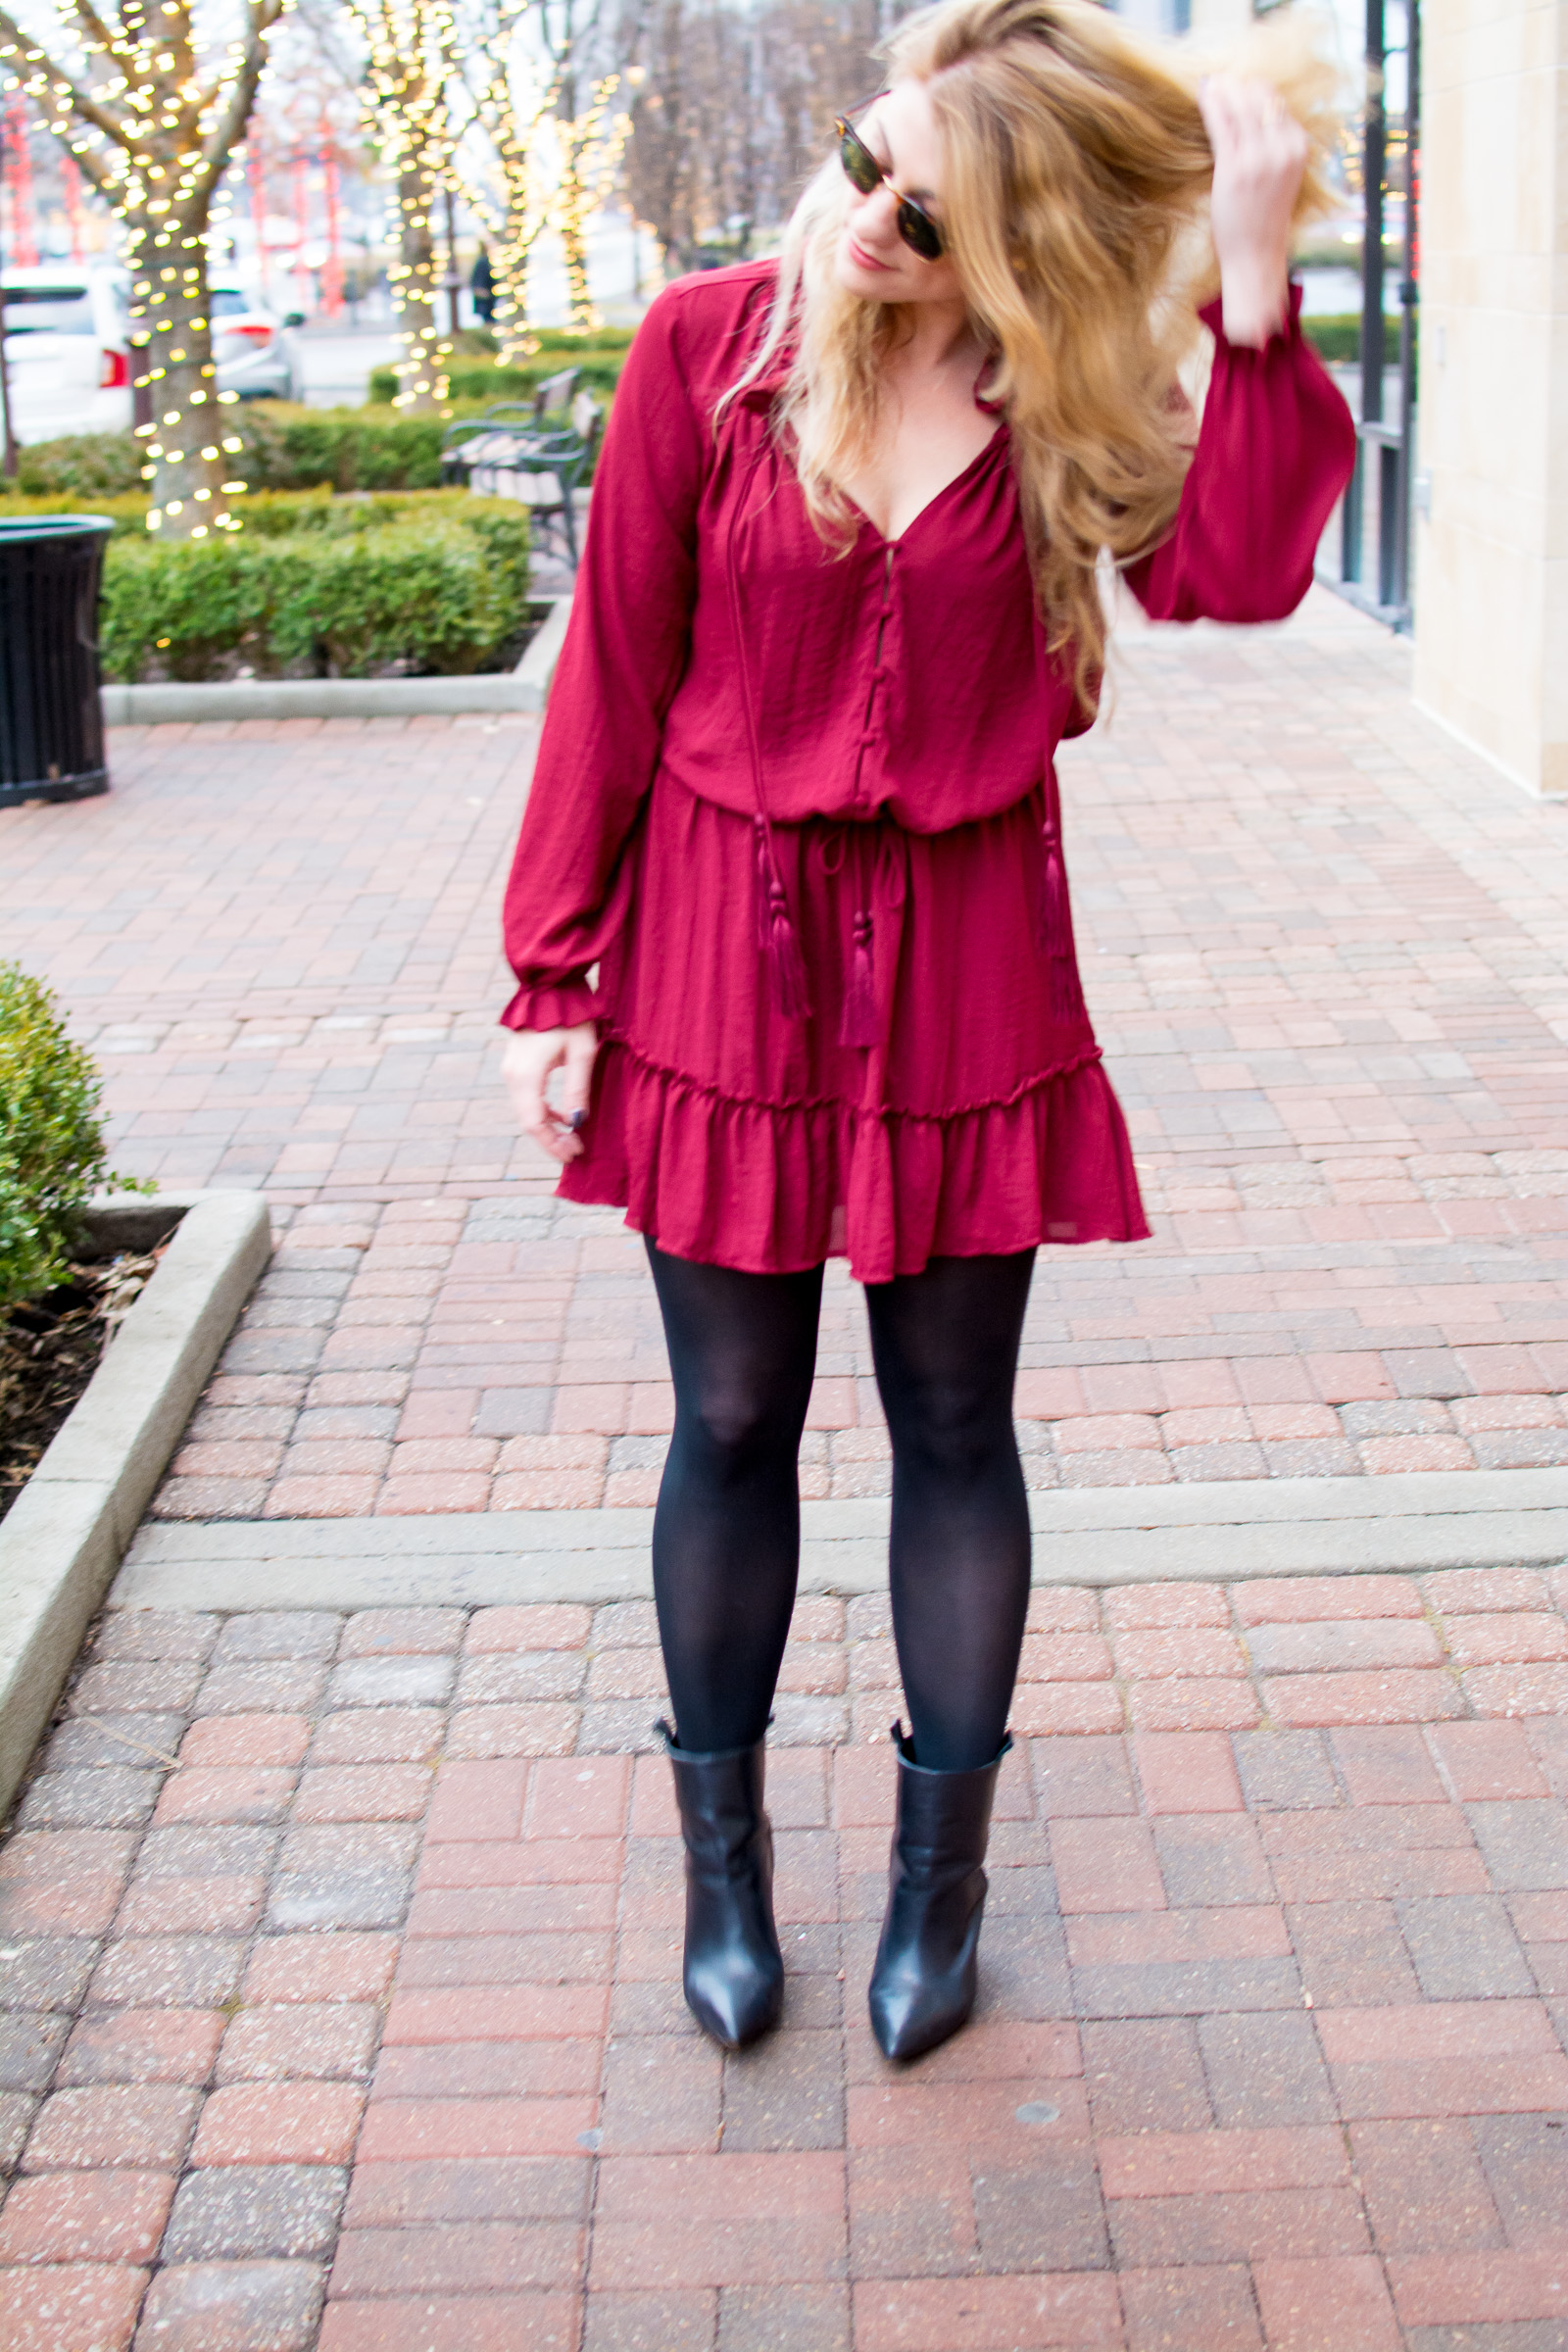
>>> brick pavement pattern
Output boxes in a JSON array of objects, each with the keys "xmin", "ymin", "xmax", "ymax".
[
  {"xmin": 3, "ymin": 594, "xmax": 1568, "ymax": 1518},
  {"xmin": 2, "ymin": 1592, "xmax": 1567, "ymax": 2350},
  {"xmin": 5, "ymin": 595, "xmax": 1568, "ymax": 2344}
]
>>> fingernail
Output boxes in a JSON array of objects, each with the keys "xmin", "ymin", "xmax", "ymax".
[{"xmin": 569, "ymin": 1108, "xmax": 588, "ymax": 1131}]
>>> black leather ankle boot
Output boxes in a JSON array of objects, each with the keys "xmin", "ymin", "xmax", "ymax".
[
  {"xmin": 660, "ymin": 1720, "xmax": 785, "ymax": 2050},
  {"xmin": 867, "ymin": 1720, "xmax": 1011, "ymax": 2063}
]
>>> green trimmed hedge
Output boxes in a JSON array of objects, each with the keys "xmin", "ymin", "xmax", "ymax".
[
  {"xmin": 0, "ymin": 485, "xmax": 530, "ymax": 542},
  {"xmin": 1300, "ymin": 313, "xmax": 1404, "ymax": 368},
  {"xmin": 528, "ymin": 328, "xmax": 635, "ymax": 352},
  {"xmin": 230, "ymin": 403, "xmax": 451, "ymax": 490},
  {"xmin": 14, "ymin": 388, "xmax": 621, "ymax": 506},
  {"xmin": 14, "ymin": 432, "xmax": 142, "ymax": 499},
  {"xmin": 368, "ymin": 351, "xmax": 629, "ymax": 406},
  {"xmin": 12, "ymin": 406, "xmax": 492, "ymax": 503},
  {"xmin": 100, "ymin": 496, "xmax": 532, "ymax": 683},
  {"xmin": 0, "ymin": 490, "xmax": 148, "ymax": 534}
]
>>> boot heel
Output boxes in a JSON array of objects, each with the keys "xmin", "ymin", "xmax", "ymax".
[
  {"xmin": 868, "ymin": 1720, "xmax": 1010, "ymax": 2063},
  {"xmin": 660, "ymin": 1720, "xmax": 784, "ymax": 2050}
]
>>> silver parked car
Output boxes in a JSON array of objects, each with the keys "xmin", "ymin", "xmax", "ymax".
[{"xmin": 208, "ymin": 283, "xmax": 302, "ymax": 404}]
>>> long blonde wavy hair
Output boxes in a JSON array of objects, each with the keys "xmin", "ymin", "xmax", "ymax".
[{"xmin": 722, "ymin": 0, "xmax": 1341, "ymax": 697}]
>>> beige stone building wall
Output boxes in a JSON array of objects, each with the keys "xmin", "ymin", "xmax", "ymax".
[
  {"xmin": 1187, "ymin": 0, "xmax": 1256, "ymax": 35},
  {"xmin": 1412, "ymin": 0, "xmax": 1568, "ymax": 797}
]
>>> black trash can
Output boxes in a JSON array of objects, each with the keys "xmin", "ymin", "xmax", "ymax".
[{"xmin": 0, "ymin": 514, "xmax": 113, "ymax": 809}]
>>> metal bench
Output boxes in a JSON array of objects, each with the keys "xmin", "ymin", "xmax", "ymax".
[{"xmin": 440, "ymin": 398, "xmax": 605, "ymax": 569}]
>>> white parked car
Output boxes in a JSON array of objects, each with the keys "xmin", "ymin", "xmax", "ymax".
[
  {"xmin": 1, "ymin": 266, "xmax": 132, "ymax": 442},
  {"xmin": 1, "ymin": 266, "xmax": 303, "ymax": 442}
]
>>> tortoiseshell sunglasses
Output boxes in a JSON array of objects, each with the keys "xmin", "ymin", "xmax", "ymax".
[{"xmin": 835, "ymin": 115, "xmax": 946, "ymax": 262}]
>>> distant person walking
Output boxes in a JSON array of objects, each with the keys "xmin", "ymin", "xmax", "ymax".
[
  {"xmin": 502, "ymin": 0, "xmax": 1353, "ymax": 2060},
  {"xmin": 470, "ymin": 247, "xmax": 495, "ymax": 325}
]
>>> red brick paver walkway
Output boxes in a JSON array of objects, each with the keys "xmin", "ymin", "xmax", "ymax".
[
  {"xmin": 2, "ymin": 1591, "xmax": 1567, "ymax": 2351},
  {"xmin": 7, "ymin": 592, "xmax": 1568, "ymax": 1519},
  {"xmin": 6, "ymin": 592, "xmax": 1568, "ymax": 2344}
]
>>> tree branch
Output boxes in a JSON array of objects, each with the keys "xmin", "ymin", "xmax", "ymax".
[
  {"xmin": 193, "ymin": 0, "xmax": 281, "ymax": 199},
  {"xmin": 69, "ymin": 0, "xmax": 128, "ymax": 70},
  {"xmin": 65, "ymin": 134, "xmax": 119, "ymax": 199},
  {"xmin": 0, "ymin": 9, "xmax": 135, "ymax": 148}
]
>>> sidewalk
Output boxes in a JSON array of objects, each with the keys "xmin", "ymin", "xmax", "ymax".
[
  {"xmin": 2, "ymin": 1594, "xmax": 1566, "ymax": 2352},
  {"xmin": 2, "ymin": 588, "xmax": 1567, "ymax": 2349},
  {"xmin": 9, "ymin": 590, "xmax": 1568, "ymax": 1525}
]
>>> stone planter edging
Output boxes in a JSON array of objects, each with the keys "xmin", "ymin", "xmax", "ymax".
[
  {"xmin": 98, "ymin": 592, "xmax": 570, "ymax": 725},
  {"xmin": 0, "ymin": 1190, "xmax": 271, "ymax": 1817}
]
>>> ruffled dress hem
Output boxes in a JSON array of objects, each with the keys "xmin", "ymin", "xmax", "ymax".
[{"xmin": 560, "ymin": 1032, "xmax": 1152, "ymax": 1283}]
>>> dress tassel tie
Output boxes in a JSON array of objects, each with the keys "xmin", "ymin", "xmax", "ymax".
[
  {"xmin": 1037, "ymin": 827, "xmax": 1086, "ymax": 1025},
  {"xmin": 754, "ymin": 815, "xmax": 810, "ymax": 1021},
  {"xmin": 729, "ymin": 440, "xmax": 810, "ymax": 1026},
  {"xmin": 842, "ymin": 907, "xmax": 878, "ymax": 1050}
]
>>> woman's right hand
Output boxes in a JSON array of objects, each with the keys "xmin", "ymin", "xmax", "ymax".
[{"xmin": 502, "ymin": 1022, "xmax": 600, "ymax": 1163}]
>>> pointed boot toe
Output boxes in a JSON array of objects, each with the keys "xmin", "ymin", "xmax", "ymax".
[
  {"xmin": 662, "ymin": 1722, "xmax": 784, "ymax": 2052},
  {"xmin": 868, "ymin": 1900, "xmax": 985, "ymax": 2061},
  {"xmin": 684, "ymin": 1922, "xmax": 784, "ymax": 2050},
  {"xmin": 868, "ymin": 1723, "xmax": 1010, "ymax": 2064}
]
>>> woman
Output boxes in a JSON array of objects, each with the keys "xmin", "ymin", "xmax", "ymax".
[{"xmin": 501, "ymin": 0, "xmax": 1354, "ymax": 2062}]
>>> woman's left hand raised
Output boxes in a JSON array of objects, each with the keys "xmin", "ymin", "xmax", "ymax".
[{"xmin": 1200, "ymin": 75, "xmax": 1308, "ymax": 349}]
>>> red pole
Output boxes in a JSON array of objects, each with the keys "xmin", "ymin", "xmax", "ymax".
[
  {"xmin": 291, "ymin": 144, "xmax": 308, "ymax": 313},
  {"xmin": 321, "ymin": 127, "xmax": 342, "ymax": 318},
  {"xmin": 8, "ymin": 99, "xmax": 37, "ymax": 268},
  {"xmin": 63, "ymin": 151, "xmax": 83, "ymax": 262},
  {"xmin": 249, "ymin": 123, "xmax": 269, "ymax": 302}
]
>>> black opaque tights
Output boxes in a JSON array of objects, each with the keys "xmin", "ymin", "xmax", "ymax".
[{"xmin": 648, "ymin": 1242, "xmax": 1034, "ymax": 1772}]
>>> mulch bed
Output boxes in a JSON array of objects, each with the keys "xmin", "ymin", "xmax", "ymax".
[{"xmin": 0, "ymin": 1251, "xmax": 161, "ymax": 1521}]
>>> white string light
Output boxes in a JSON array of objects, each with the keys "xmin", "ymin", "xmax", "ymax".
[
  {"xmin": 0, "ymin": 0, "xmax": 288, "ymax": 536},
  {"xmin": 342, "ymin": 0, "xmax": 458, "ymax": 410}
]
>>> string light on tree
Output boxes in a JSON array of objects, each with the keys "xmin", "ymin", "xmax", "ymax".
[
  {"xmin": 550, "ymin": 70, "xmax": 624, "ymax": 331},
  {"xmin": 453, "ymin": 0, "xmax": 627, "ymax": 362},
  {"xmin": 0, "ymin": 0, "xmax": 287, "ymax": 539},
  {"xmin": 341, "ymin": 0, "xmax": 458, "ymax": 412},
  {"xmin": 452, "ymin": 7, "xmax": 552, "ymax": 369}
]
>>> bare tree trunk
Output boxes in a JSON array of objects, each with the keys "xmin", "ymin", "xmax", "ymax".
[
  {"xmin": 347, "ymin": 0, "xmax": 456, "ymax": 411},
  {"xmin": 557, "ymin": 124, "xmax": 595, "ymax": 327},
  {"xmin": 391, "ymin": 156, "xmax": 442, "ymax": 408},
  {"xmin": 133, "ymin": 222, "xmax": 233, "ymax": 530}
]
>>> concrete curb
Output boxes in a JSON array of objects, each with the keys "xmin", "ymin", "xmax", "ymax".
[
  {"xmin": 99, "ymin": 593, "xmax": 570, "ymax": 725},
  {"xmin": 113, "ymin": 1466, "xmax": 1568, "ymax": 1612},
  {"xmin": 0, "ymin": 1191, "xmax": 271, "ymax": 1816}
]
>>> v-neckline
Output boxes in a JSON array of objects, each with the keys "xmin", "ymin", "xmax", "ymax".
[{"xmin": 839, "ymin": 422, "xmax": 1007, "ymax": 550}]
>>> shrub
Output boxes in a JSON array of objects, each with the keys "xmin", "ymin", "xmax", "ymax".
[
  {"xmin": 0, "ymin": 964, "xmax": 149, "ymax": 1316},
  {"xmin": 1300, "ymin": 313, "xmax": 1403, "ymax": 368},
  {"xmin": 368, "ymin": 351, "xmax": 628, "ymax": 405},
  {"xmin": 3, "ymin": 406, "xmax": 518, "ymax": 507},
  {"xmin": 229, "ymin": 487, "xmax": 530, "ymax": 555},
  {"xmin": 529, "ymin": 327, "xmax": 635, "ymax": 353},
  {"xmin": 0, "ymin": 490, "xmax": 148, "ymax": 535},
  {"xmin": 224, "ymin": 400, "xmax": 615, "ymax": 490},
  {"xmin": 100, "ymin": 503, "xmax": 531, "ymax": 683},
  {"xmin": 16, "ymin": 432, "xmax": 144, "ymax": 499},
  {"xmin": 0, "ymin": 484, "xmax": 532, "ymax": 542},
  {"xmin": 228, "ymin": 403, "xmax": 450, "ymax": 491}
]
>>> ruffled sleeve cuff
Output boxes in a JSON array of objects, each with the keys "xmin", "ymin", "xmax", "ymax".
[
  {"xmin": 499, "ymin": 976, "xmax": 599, "ymax": 1032},
  {"xmin": 1125, "ymin": 279, "xmax": 1354, "ymax": 625},
  {"xmin": 1198, "ymin": 277, "xmax": 1305, "ymax": 359}
]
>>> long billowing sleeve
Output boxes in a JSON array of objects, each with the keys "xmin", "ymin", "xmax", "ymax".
[
  {"xmin": 500, "ymin": 287, "xmax": 708, "ymax": 1030},
  {"xmin": 1125, "ymin": 286, "xmax": 1356, "ymax": 625}
]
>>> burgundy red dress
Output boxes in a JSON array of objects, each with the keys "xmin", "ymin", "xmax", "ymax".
[{"xmin": 500, "ymin": 260, "xmax": 1355, "ymax": 1283}]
